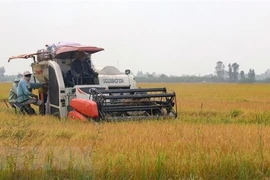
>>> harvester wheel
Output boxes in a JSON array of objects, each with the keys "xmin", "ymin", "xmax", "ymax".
[{"xmin": 52, "ymin": 112, "xmax": 60, "ymax": 118}]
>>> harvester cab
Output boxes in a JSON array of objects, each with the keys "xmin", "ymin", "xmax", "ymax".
[{"xmin": 8, "ymin": 42, "xmax": 177, "ymax": 121}]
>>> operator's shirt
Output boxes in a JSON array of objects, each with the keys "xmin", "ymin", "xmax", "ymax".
[
  {"xmin": 17, "ymin": 79, "xmax": 43, "ymax": 103},
  {"xmin": 71, "ymin": 59, "xmax": 95, "ymax": 78}
]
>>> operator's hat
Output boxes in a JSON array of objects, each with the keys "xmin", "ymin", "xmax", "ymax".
[
  {"xmin": 23, "ymin": 71, "xmax": 32, "ymax": 76},
  {"xmin": 14, "ymin": 73, "xmax": 23, "ymax": 82}
]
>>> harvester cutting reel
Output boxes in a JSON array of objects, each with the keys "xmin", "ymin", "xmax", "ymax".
[{"xmin": 68, "ymin": 87, "xmax": 178, "ymax": 121}]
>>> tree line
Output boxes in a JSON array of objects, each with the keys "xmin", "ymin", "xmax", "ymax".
[
  {"xmin": 0, "ymin": 66, "xmax": 17, "ymax": 82},
  {"xmin": 136, "ymin": 61, "xmax": 270, "ymax": 83},
  {"xmin": 215, "ymin": 61, "xmax": 256, "ymax": 83}
]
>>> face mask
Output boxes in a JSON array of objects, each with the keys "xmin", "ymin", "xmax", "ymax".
[{"xmin": 25, "ymin": 77, "xmax": 31, "ymax": 81}]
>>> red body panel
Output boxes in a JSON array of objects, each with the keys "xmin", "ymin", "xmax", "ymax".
[
  {"xmin": 68, "ymin": 110, "xmax": 88, "ymax": 122},
  {"xmin": 70, "ymin": 98, "xmax": 99, "ymax": 118}
]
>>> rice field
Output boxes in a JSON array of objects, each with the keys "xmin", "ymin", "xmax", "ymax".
[{"xmin": 0, "ymin": 83, "xmax": 269, "ymax": 179}]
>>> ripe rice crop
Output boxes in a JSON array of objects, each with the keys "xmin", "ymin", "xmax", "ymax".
[{"xmin": 0, "ymin": 83, "xmax": 269, "ymax": 179}]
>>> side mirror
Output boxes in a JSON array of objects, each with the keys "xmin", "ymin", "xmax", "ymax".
[{"xmin": 125, "ymin": 69, "xmax": 131, "ymax": 75}]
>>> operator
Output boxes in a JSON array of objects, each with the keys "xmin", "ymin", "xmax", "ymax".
[
  {"xmin": 17, "ymin": 71, "xmax": 47, "ymax": 114},
  {"xmin": 8, "ymin": 73, "xmax": 23, "ymax": 107},
  {"xmin": 70, "ymin": 51, "xmax": 98, "ymax": 85}
]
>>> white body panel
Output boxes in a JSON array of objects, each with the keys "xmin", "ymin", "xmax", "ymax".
[
  {"xmin": 32, "ymin": 61, "xmax": 137, "ymax": 118},
  {"xmin": 74, "ymin": 85, "xmax": 107, "ymax": 100},
  {"xmin": 98, "ymin": 74, "xmax": 136, "ymax": 89},
  {"xmin": 47, "ymin": 61, "xmax": 67, "ymax": 118}
]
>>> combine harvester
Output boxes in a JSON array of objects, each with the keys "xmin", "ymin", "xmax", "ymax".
[{"xmin": 8, "ymin": 42, "xmax": 177, "ymax": 121}]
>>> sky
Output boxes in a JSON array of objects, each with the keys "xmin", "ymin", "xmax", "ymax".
[{"xmin": 0, "ymin": 0, "xmax": 270, "ymax": 76}]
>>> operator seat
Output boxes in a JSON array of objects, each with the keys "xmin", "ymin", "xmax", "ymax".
[
  {"xmin": 65, "ymin": 70, "xmax": 98, "ymax": 86},
  {"xmin": 64, "ymin": 70, "xmax": 85, "ymax": 86}
]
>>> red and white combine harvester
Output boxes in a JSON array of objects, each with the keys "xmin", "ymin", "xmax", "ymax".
[{"xmin": 8, "ymin": 42, "xmax": 177, "ymax": 121}]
